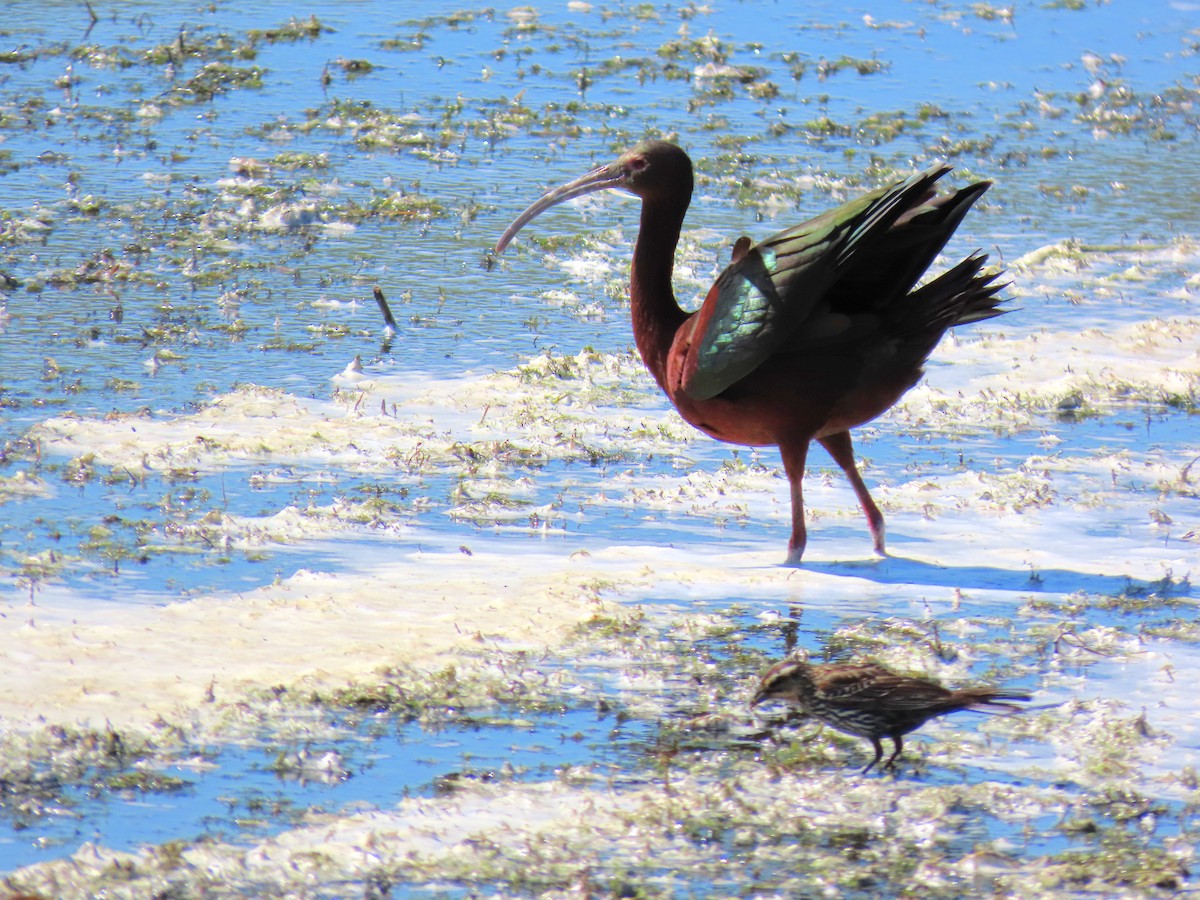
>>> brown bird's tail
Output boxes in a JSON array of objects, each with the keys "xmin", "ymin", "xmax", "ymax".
[{"xmin": 950, "ymin": 687, "xmax": 1032, "ymax": 715}]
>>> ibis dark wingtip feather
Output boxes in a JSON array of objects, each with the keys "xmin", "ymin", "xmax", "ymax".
[{"xmin": 495, "ymin": 142, "xmax": 1009, "ymax": 562}]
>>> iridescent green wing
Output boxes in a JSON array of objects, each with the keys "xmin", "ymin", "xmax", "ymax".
[{"xmin": 680, "ymin": 165, "xmax": 951, "ymax": 401}]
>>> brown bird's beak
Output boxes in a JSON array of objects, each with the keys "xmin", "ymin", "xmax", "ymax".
[
  {"xmin": 749, "ymin": 689, "xmax": 769, "ymax": 708},
  {"xmin": 492, "ymin": 161, "xmax": 627, "ymax": 256}
]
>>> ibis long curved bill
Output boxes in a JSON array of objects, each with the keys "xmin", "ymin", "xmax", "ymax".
[{"xmin": 493, "ymin": 161, "xmax": 629, "ymax": 256}]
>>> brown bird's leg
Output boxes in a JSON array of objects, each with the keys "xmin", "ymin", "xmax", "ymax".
[
  {"xmin": 817, "ymin": 431, "xmax": 886, "ymax": 556},
  {"xmin": 882, "ymin": 735, "xmax": 904, "ymax": 771},
  {"xmin": 778, "ymin": 439, "xmax": 811, "ymax": 565},
  {"xmin": 862, "ymin": 737, "xmax": 885, "ymax": 775}
]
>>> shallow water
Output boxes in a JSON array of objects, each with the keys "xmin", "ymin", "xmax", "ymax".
[
  {"xmin": 0, "ymin": 703, "xmax": 649, "ymax": 873},
  {"xmin": 0, "ymin": 0, "xmax": 1198, "ymax": 891}
]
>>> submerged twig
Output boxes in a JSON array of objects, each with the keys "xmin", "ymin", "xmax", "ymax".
[
  {"xmin": 373, "ymin": 286, "xmax": 398, "ymax": 333},
  {"xmin": 82, "ymin": 0, "xmax": 99, "ymax": 39}
]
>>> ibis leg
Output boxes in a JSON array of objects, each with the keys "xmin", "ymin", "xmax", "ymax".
[
  {"xmin": 818, "ymin": 431, "xmax": 886, "ymax": 556},
  {"xmin": 779, "ymin": 440, "xmax": 811, "ymax": 565}
]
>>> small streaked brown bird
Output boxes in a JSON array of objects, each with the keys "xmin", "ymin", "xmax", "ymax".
[{"xmin": 751, "ymin": 659, "xmax": 1030, "ymax": 773}]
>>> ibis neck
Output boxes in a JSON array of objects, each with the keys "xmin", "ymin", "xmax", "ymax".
[{"xmin": 630, "ymin": 197, "xmax": 689, "ymax": 387}]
